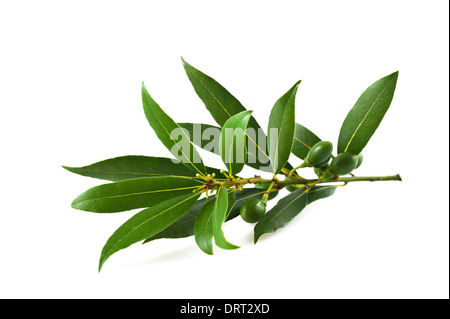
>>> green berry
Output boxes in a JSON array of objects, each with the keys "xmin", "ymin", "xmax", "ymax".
[
  {"xmin": 240, "ymin": 199, "xmax": 266, "ymax": 223},
  {"xmin": 306, "ymin": 141, "xmax": 333, "ymax": 166},
  {"xmin": 316, "ymin": 157, "xmax": 330, "ymax": 169},
  {"xmin": 355, "ymin": 153, "xmax": 364, "ymax": 169},
  {"xmin": 329, "ymin": 152, "xmax": 358, "ymax": 176}
]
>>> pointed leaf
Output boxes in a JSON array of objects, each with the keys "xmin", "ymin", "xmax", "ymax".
[
  {"xmin": 98, "ymin": 192, "xmax": 200, "ymax": 271},
  {"xmin": 194, "ymin": 199, "xmax": 215, "ymax": 255},
  {"xmin": 142, "ymin": 82, "xmax": 206, "ymax": 175},
  {"xmin": 71, "ymin": 176, "xmax": 203, "ymax": 213},
  {"xmin": 291, "ymin": 123, "xmax": 322, "ymax": 160},
  {"xmin": 267, "ymin": 81, "xmax": 301, "ymax": 174},
  {"xmin": 181, "ymin": 59, "xmax": 275, "ymax": 172},
  {"xmin": 212, "ymin": 187, "xmax": 239, "ymax": 250},
  {"xmin": 193, "ymin": 191, "xmax": 237, "ymax": 255},
  {"xmin": 143, "ymin": 188, "xmax": 266, "ymax": 243},
  {"xmin": 254, "ymin": 188, "xmax": 308, "ymax": 243},
  {"xmin": 182, "ymin": 58, "xmax": 247, "ymax": 126},
  {"xmin": 337, "ymin": 71, "xmax": 399, "ymax": 154},
  {"xmin": 144, "ymin": 196, "xmax": 213, "ymax": 243},
  {"xmin": 63, "ymin": 155, "xmax": 221, "ymax": 182},
  {"xmin": 220, "ymin": 111, "xmax": 253, "ymax": 175}
]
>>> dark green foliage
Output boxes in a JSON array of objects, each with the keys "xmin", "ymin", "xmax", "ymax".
[
  {"xmin": 65, "ymin": 62, "xmax": 400, "ymax": 271},
  {"xmin": 338, "ymin": 71, "xmax": 398, "ymax": 155},
  {"xmin": 267, "ymin": 81, "xmax": 300, "ymax": 174},
  {"xmin": 254, "ymin": 188, "xmax": 308, "ymax": 243}
]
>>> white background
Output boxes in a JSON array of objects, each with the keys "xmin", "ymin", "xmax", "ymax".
[{"xmin": 0, "ymin": 0, "xmax": 448, "ymax": 299}]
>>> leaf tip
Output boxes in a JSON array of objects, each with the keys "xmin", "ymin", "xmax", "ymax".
[
  {"xmin": 98, "ymin": 251, "xmax": 109, "ymax": 272},
  {"xmin": 293, "ymin": 80, "xmax": 302, "ymax": 93},
  {"xmin": 180, "ymin": 56, "xmax": 190, "ymax": 68},
  {"xmin": 98, "ymin": 261, "xmax": 104, "ymax": 273},
  {"xmin": 253, "ymin": 232, "xmax": 261, "ymax": 244},
  {"xmin": 70, "ymin": 199, "xmax": 80, "ymax": 210},
  {"xmin": 390, "ymin": 71, "xmax": 399, "ymax": 80},
  {"xmin": 61, "ymin": 165, "xmax": 73, "ymax": 172}
]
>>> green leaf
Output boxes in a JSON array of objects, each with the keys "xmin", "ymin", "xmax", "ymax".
[
  {"xmin": 71, "ymin": 176, "xmax": 203, "ymax": 213},
  {"xmin": 337, "ymin": 71, "xmax": 399, "ymax": 155},
  {"xmin": 98, "ymin": 192, "xmax": 200, "ymax": 271},
  {"xmin": 267, "ymin": 81, "xmax": 301, "ymax": 174},
  {"xmin": 142, "ymin": 82, "xmax": 207, "ymax": 176},
  {"xmin": 212, "ymin": 187, "xmax": 239, "ymax": 250},
  {"xmin": 307, "ymin": 185, "xmax": 337, "ymax": 204},
  {"xmin": 144, "ymin": 196, "xmax": 213, "ymax": 243},
  {"xmin": 254, "ymin": 188, "xmax": 308, "ymax": 243},
  {"xmin": 226, "ymin": 191, "xmax": 237, "ymax": 219},
  {"xmin": 194, "ymin": 199, "xmax": 215, "ymax": 255},
  {"xmin": 220, "ymin": 111, "xmax": 253, "ymax": 175},
  {"xmin": 194, "ymin": 189, "xmax": 237, "ymax": 255},
  {"xmin": 143, "ymin": 188, "xmax": 266, "ymax": 243},
  {"xmin": 181, "ymin": 59, "xmax": 276, "ymax": 172},
  {"xmin": 291, "ymin": 123, "xmax": 322, "ymax": 160},
  {"xmin": 63, "ymin": 155, "xmax": 222, "ymax": 182},
  {"xmin": 182, "ymin": 58, "xmax": 247, "ymax": 127}
]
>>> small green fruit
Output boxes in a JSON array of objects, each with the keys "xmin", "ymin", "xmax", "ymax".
[
  {"xmin": 355, "ymin": 153, "xmax": 364, "ymax": 169},
  {"xmin": 329, "ymin": 152, "xmax": 358, "ymax": 176},
  {"xmin": 306, "ymin": 141, "xmax": 333, "ymax": 166},
  {"xmin": 240, "ymin": 199, "xmax": 266, "ymax": 223},
  {"xmin": 316, "ymin": 158, "xmax": 330, "ymax": 169}
]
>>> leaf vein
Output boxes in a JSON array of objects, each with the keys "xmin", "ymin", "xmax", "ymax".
[
  {"xmin": 143, "ymin": 93, "xmax": 205, "ymax": 176},
  {"xmin": 264, "ymin": 191, "xmax": 307, "ymax": 227},
  {"xmin": 79, "ymin": 186, "xmax": 199, "ymax": 203},
  {"xmin": 294, "ymin": 137, "xmax": 312, "ymax": 149},
  {"xmin": 111, "ymin": 193, "xmax": 199, "ymax": 252},
  {"xmin": 344, "ymin": 76, "xmax": 396, "ymax": 152}
]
